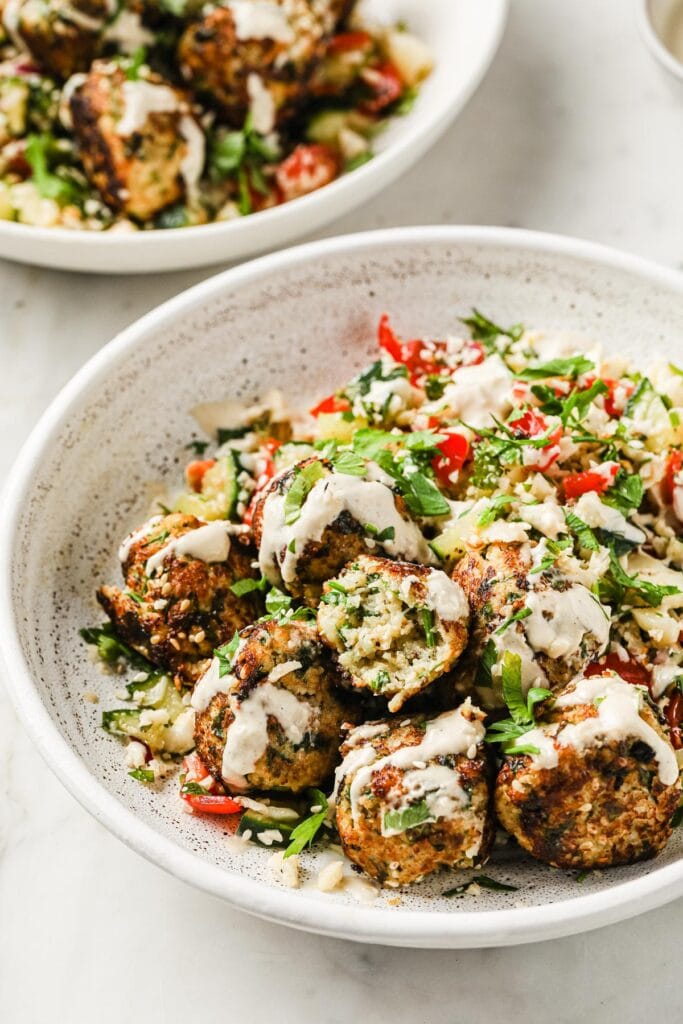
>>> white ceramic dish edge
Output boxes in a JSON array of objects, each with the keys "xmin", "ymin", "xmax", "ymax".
[
  {"xmin": 3, "ymin": 226, "xmax": 683, "ymax": 948},
  {"xmin": 0, "ymin": 0, "xmax": 508, "ymax": 274}
]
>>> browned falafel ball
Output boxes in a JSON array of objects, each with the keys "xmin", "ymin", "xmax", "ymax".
[
  {"xmin": 334, "ymin": 701, "xmax": 494, "ymax": 886},
  {"xmin": 252, "ymin": 456, "xmax": 436, "ymax": 606},
  {"xmin": 317, "ymin": 554, "xmax": 469, "ymax": 712},
  {"xmin": 495, "ymin": 672, "xmax": 681, "ymax": 869},
  {"xmin": 452, "ymin": 541, "xmax": 610, "ymax": 709},
  {"xmin": 98, "ymin": 513, "xmax": 261, "ymax": 684},
  {"xmin": 177, "ymin": 0, "xmax": 353, "ymax": 129},
  {"xmin": 70, "ymin": 61, "xmax": 204, "ymax": 220},
  {"xmin": 192, "ymin": 617, "xmax": 348, "ymax": 793},
  {"xmin": 5, "ymin": 0, "xmax": 110, "ymax": 79}
]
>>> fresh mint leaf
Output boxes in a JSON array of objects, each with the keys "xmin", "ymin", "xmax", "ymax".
[
  {"xmin": 284, "ymin": 461, "xmax": 326, "ymax": 525},
  {"xmin": 79, "ymin": 623, "xmax": 151, "ymax": 670},
  {"xmin": 230, "ymin": 576, "xmax": 268, "ymax": 596},
  {"xmin": 516, "ymin": 355, "xmax": 594, "ymax": 381},
  {"xmin": 564, "ymin": 509, "xmax": 600, "ymax": 551},
  {"xmin": 477, "ymin": 494, "xmax": 515, "ymax": 527},
  {"xmin": 215, "ymin": 632, "xmax": 240, "ymax": 677},
  {"xmin": 383, "ymin": 800, "xmax": 431, "ymax": 834}
]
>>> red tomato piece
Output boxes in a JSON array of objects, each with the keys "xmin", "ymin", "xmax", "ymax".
[
  {"xmin": 431, "ymin": 431, "xmax": 470, "ymax": 485},
  {"xmin": 182, "ymin": 793, "xmax": 243, "ymax": 815},
  {"xmin": 185, "ymin": 459, "xmax": 216, "ymax": 492},
  {"xmin": 327, "ymin": 30, "xmax": 373, "ymax": 53},
  {"xmin": 310, "ymin": 393, "xmax": 351, "ymax": 417},
  {"xmin": 508, "ymin": 409, "xmax": 563, "ymax": 472},
  {"xmin": 585, "ymin": 654, "xmax": 651, "ymax": 689},
  {"xmin": 360, "ymin": 61, "xmax": 404, "ymax": 113},
  {"xmin": 662, "ymin": 450, "xmax": 683, "ymax": 505},
  {"xmin": 563, "ymin": 465, "xmax": 618, "ymax": 499},
  {"xmin": 666, "ymin": 691, "xmax": 683, "ymax": 750},
  {"xmin": 275, "ymin": 144, "xmax": 338, "ymax": 202}
]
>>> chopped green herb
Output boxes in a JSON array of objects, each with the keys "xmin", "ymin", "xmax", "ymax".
[
  {"xmin": 230, "ymin": 576, "xmax": 268, "ymax": 596},
  {"xmin": 181, "ymin": 781, "xmax": 210, "ymax": 796},
  {"xmin": 344, "ymin": 151, "xmax": 373, "ymax": 172},
  {"xmin": 495, "ymin": 606, "xmax": 531, "ymax": 634},
  {"xmin": 129, "ymin": 768, "xmax": 154, "ymax": 783},
  {"xmin": 384, "ymin": 800, "xmax": 431, "ymax": 833},
  {"xmin": 80, "ymin": 623, "xmax": 151, "ymax": 671},
  {"xmin": 420, "ymin": 606, "xmax": 437, "ymax": 647},
  {"xmin": 516, "ymin": 355, "xmax": 594, "ymax": 381},
  {"xmin": 607, "ymin": 548, "xmax": 680, "ymax": 608},
  {"xmin": 186, "ymin": 439, "xmax": 209, "ymax": 455},
  {"xmin": 215, "ymin": 632, "xmax": 240, "ymax": 677},
  {"xmin": 461, "ymin": 309, "xmax": 524, "ymax": 352},
  {"xmin": 365, "ymin": 523, "xmax": 396, "ymax": 543},
  {"xmin": 443, "ymin": 874, "xmax": 518, "ymax": 897},
  {"xmin": 283, "ymin": 789, "xmax": 328, "ymax": 858},
  {"xmin": 564, "ymin": 509, "xmax": 600, "ymax": 551},
  {"xmin": 477, "ymin": 494, "xmax": 515, "ymax": 527},
  {"xmin": 125, "ymin": 46, "xmax": 147, "ymax": 80},
  {"xmin": 602, "ymin": 470, "xmax": 644, "ymax": 517},
  {"xmin": 370, "ymin": 669, "xmax": 390, "ymax": 691},
  {"xmin": 284, "ymin": 461, "xmax": 326, "ymax": 524}
]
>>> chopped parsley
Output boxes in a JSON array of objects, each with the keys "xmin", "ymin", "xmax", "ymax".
[
  {"xmin": 516, "ymin": 355, "xmax": 594, "ymax": 381},
  {"xmin": 485, "ymin": 651, "xmax": 552, "ymax": 754},
  {"xmin": 230, "ymin": 575, "xmax": 268, "ymax": 596},
  {"xmin": 477, "ymin": 494, "xmax": 516, "ymax": 527},
  {"xmin": 215, "ymin": 632, "xmax": 240, "ymax": 677},
  {"xmin": 79, "ymin": 623, "xmax": 151, "ymax": 671},
  {"xmin": 128, "ymin": 768, "xmax": 154, "ymax": 783},
  {"xmin": 604, "ymin": 549, "xmax": 680, "ymax": 608},
  {"xmin": 420, "ymin": 606, "xmax": 437, "ymax": 647},
  {"xmin": 365, "ymin": 523, "xmax": 396, "ymax": 542},
  {"xmin": 284, "ymin": 461, "xmax": 326, "ymax": 525},
  {"xmin": 283, "ymin": 789, "xmax": 329, "ymax": 858},
  {"xmin": 494, "ymin": 606, "xmax": 531, "ymax": 635},
  {"xmin": 461, "ymin": 309, "xmax": 524, "ymax": 353},
  {"xmin": 564, "ymin": 509, "xmax": 600, "ymax": 551}
]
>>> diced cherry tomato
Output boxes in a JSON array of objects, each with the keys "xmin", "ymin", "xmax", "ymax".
[
  {"xmin": 662, "ymin": 450, "xmax": 683, "ymax": 505},
  {"xmin": 563, "ymin": 464, "xmax": 618, "ymax": 499},
  {"xmin": 431, "ymin": 431, "xmax": 470, "ymax": 485},
  {"xmin": 585, "ymin": 654, "xmax": 651, "ymax": 689},
  {"xmin": 327, "ymin": 30, "xmax": 373, "ymax": 53},
  {"xmin": 508, "ymin": 409, "xmax": 563, "ymax": 472},
  {"xmin": 360, "ymin": 61, "xmax": 404, "ymax": 113},
  {"xmin": 185, "ymin": 458, "xmax": 216, "ymax": 492},
  {"xmin": 377, "ymin": 314, "xmax": 479, "ymax": 384},
  {"xmin": 275, "ymin": 144, "xmax": 338, "ymax": 202},
  {"xmin": 182, "ymin": 793, "xmax": 243, "ymax": 815},
  {"xmin": 182, "ymin": 752, "xmax": 214, "ymax": 785},
  {"xmin": 378, "ymin": 313, "xmax": 403, "ymax": 361},
  {"xmin": 242, "ymin": 439, "xmax": 282, "ymax": 526},
  {"xmin": 584, "ymin": 375, "xmax": 634, "ymax": 418},
  {"xmin": 310, "ymin": 393, "xmax": 351, "ymax": 417},
  {"xmin": 666, "ymin": 691, "xmax": 683, "ymax": 750}
]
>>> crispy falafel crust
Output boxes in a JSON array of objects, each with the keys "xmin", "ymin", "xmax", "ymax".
[{"xmin": 495, "ymin": 701, "xmax": 681, "ymax": 869}]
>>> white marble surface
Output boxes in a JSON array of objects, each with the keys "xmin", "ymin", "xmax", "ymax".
[{"xmin": 1, "ymin": 1, "xmax": 683, "ymax": 1020}]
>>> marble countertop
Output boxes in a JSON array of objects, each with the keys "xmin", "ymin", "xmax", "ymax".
[{"xmin": 2, "ymin": 1, "xmax": 683, "ymax": 1020}]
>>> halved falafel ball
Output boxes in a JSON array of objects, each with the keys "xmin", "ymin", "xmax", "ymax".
[
  {"xmin": 192, "ymin": 618, "xmax": 348, "ymax": 793},
  {"xmin": 334, "ymin": 701, "xmax": 494, "ymax": 887},
  {"xmin": 70, "ymin": 62, "xmax": 204, "ymax": 220},
  {"xmin": 452, "ymin": 541, "xmax": 610, "ymax": 709},
  {"xmin": 6, "ymin": 0, "xmax": 110, "ymax": 79},
  {"xmin": 98, "ymin": 513, "xmax": 261, "ymax": 684},
  {"xmin": 317, "ymin": 554, "xmax": 469, "ymax": 712},
  {"xmin": 495, "ymin": 672, "xmax": 681, "ymax": 869},
  {"xmin": 252, "ymin": 456, "xmax": 435, "ymax": 606},
  {"xmin": 177, "ymin": 0, "xmax": 352, "ymax": 128}
]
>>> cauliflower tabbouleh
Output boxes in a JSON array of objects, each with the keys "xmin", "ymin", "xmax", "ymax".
[
  {"xmin": 83, "ymin": 308, "xmax": 683, "ymax": 892},
  {"xmin": 0, "ymin": 0, "xmax": 432, "ymax": 230}
]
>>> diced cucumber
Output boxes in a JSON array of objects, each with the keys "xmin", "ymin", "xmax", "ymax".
[
  {"xmin": 315, "ymin": 411, "xmax": 366, "ymax": 442},
  {"xmin": 307, "ymin": 108, "xmax": 374, "ymax": 146},
  {"xmin": 430, "ymin": 526, "xmax": 470, "ymax": 563},
  {"xmin": 174, "ymin": 452, "xmax": 239, "ymax": 520},
  {"xmin": 237, "ymin": 810, "xmax": 300, "ymax": 846},
  {"xmin": 623, "ymin": 379, "xmax": 675, "ymax": 451},
  {"xmin": 102, "ymin": 674, "xmax": 192, "ymax": 754}
]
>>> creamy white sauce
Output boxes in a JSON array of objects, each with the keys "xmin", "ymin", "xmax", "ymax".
[
  {"xmin": 221, "ymin": 681, "xmax": 314, "ymax": 790},
  {"xmin": 383, "ymin": 763, "xmax": 468, "ymax": 838},
  {"xmin": 352, "ymin": 373, "xmax": 417, "ymax": 422},
  {"xmin": 267, "ymin": 659, "xmax": 302, "ymax": 683},
  {"xmin": 524, "ymin": 585, "xmax": 610, "ymax": 659},
  {"xmin": 118, "ymin": 515, "xmax": 162, "ymax": 563},
  {"xmin": 145, "ymin": 521, "xmax": 232, "ymax": 576},
  {"xmin": 651, "ymin": 662, "xmax": 683, "ymax": 699},
  {"xmin": 246, "ymin": 72, "xmax": 276, "ymax": 135},
  {"xmin": 59, "ymin": 72, "xmax": 88, "ymax": 130},
  {"xmin": 573, "ymin": 490, "xmax": 645, "ymax": 545},
  {"xmin": 116, "ymin": 80, "xmax": 179, "ymax": 136},
  {"xmin": 423, "ymin": 569, "xmax": 469, "ymax": 622},
  {"xmin": 492, "ymin": 624, "xmax": 548, "ymax": 695},
  {"xmin": 258, "ymin": 470, "xmax": 435, "ymax": 585},
  {"xmin": 228, "ymin": 0, "xmax": 294, "ymax": 42},
  {"xmin": 427, "ymin": 355, "xmax": 512, "ymax": 429},
  {"xmin": 178, "ymin": 114, "xmax": 205, "ymax": 191},
  {"xmin": 103, "ymin": 9, "xmax": 155, "ymax": 53},
  {"xmin": 191, "ymin": 657, "xmax": 233, "ymax": 711},
  {"xmin": 338, "ymin": 703, "xmax": 485, "ymax": 826},
  {"xmin": 519, "ymin": 675, "xmax": 679, "ymax": 785}
]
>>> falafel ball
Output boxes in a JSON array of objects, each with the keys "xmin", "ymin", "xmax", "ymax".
[
  {"xmin": 334, "ymin": 700, "xmax": 494, "ymax": 886},
  {"xmin": 495, "ymin": 672, "xmax": 681, "ymax": 869},
  {"xmin": 452, "ymin": 541, "xmax": 610, "ymax": 709},
  {"xmin": 317, "ymin": 554, "xmax": 470, "ymax": 712},
  {"xmin": 98, "ymin": 513, "xmax": 261, "ymax": 684},
  {"xmin": 192, "ymin": 617, "xmax": 348, "ymax": 793},
  {"xmin": 177, "ymin": 0, "xmax": 352, "ymax": 128},
  {"xmin": 70, "ymin": 61, "xmax": 204, "ymax": 220},
  {"xmin": 252, "ymin": 456, "xmax": 436, "ymax": 606},
  {"xmin": 5, "ymin": 0, "xmax": 110, "ymax": 79}
]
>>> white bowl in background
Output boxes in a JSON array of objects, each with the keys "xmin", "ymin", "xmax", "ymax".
[
  {"xmin": 0, "ymin": 0, "xmax": 507, "ymax": 274},
  {"xmin": 3, "ymin": 226, "xmax": 683, "ymax": 948},
  {"xmin": 637, "ymin": 0, "xmax": 683, "ymax": 82}
]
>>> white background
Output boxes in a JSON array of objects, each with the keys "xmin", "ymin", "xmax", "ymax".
[{"xmin": 2, "ymin": 2, "xmax": 683, "ymax": 1021}]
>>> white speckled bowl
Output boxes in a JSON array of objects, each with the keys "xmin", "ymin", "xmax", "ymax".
[
  {"xmin": 3, "ymin": 227, "xmax": 683, "ymax": 948},
  {"xmin": 0, "ymin": 0, "xmax": 507, "ymax": 273}
]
